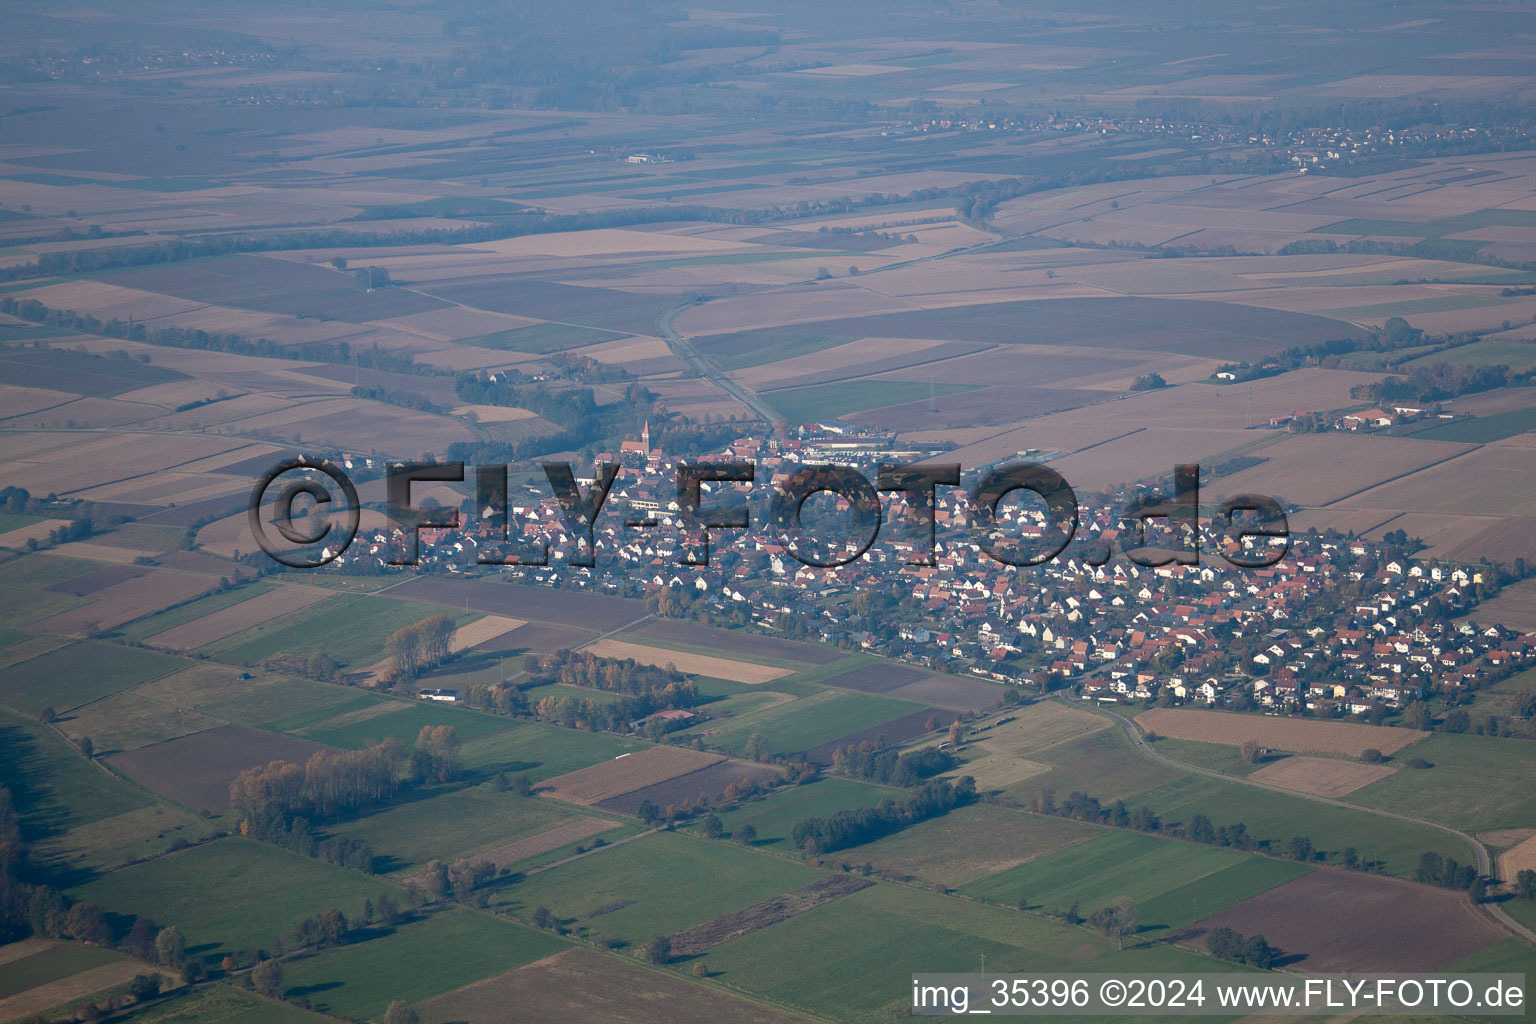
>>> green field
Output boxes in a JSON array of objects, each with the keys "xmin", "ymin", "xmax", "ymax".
[
  {"xmin": 0, "ymin": 558, "xmax": 96, "ymax": 627},
  {"xmin": 1134, "ymin": 774, "xmax": 1466, "ymax": 877},
  {"xmin": 203, "ymin": 595, "xmax": 476, "ymax": 669},
  {"xmin": 458, "ymin": 720, "xmax": 648, "ymax": 783},
  {"xmin": 264, "ymin": 691, "xmax": 390, "ymax": 733},
  {"xmin": 501, "ymin": 830, "xmax": 826, "ymax": 945},
  {"xmin": 0, "ymin": 641, "xmax": 187, "ymax": 715},
  {"xmin": 1313, "ymin": 209, "xmax": 1536, "ymax": 240},
  {"xmin": 0, "ymin": 942, "xmax": 122, "ymax": 999},
  {"xmin": 280, "ymin": 908, "xmax": 566, "ymax": 1020},
  {"xmin": 200, "ymin": 676, "xmax": 375, "ymax": 729},
  {"xmin": 115, "ymin": 581, "xmax": 276, "ymax": 641},
  {"xmin": 461, "ymin": 322, "xmax": 613, "ymax": 352},
  {"xmin": 301, "ymin": 701, "xmax": 512, "ymax": 749},
  {"xmin": 1001, "ymin": 727, "xmax": 1185, "ymax": 807},
  {"xmin": 337, "ymin": 784, "xmax": 587, "ymax": 874},
  {"xmin": 1148, "ymin": 738, "xmax": 1264, "ymax": 777},
  {"xmin": 1405, "ymin": 337, "xmax": 1536, "ymax": 374},
  {"xmin": 705, "ymin": 332, "xmax": 856, "ymax": 372},
  {"xmin": 1413, "ymin": 405, "xmax": 1536, "ymax": 443},
  {"xmin": 0, "ymin": 706, "xmax": 154, "ymax": 832},
  {"xmin": 70, "ymin": 838, "xmax": 400, "ymax": 963},
  {"xmin": 112, "ymin": 985, "xmax": 332, "ymax": 1024},
  {"xmin": 700, "ymin": 881, "xmax": 1232, "ymax": 1024},
  {"xmin": 0, "ymin": 511, "xmax": 44, "ymax": 533},
  {"xmin": 961, "ymin": 829, "xmax": 1309, "ymax": 934},
  {"xmin": 846, "ymin": 803, "xmax": 1101, "ymax": 887},
  {"xmin": 763, "ymin": 380, "xmax": 977, "ymax": 425},
  {"xmin": 519, "ymin": 682, "xmax": 629, "ymax": 706},
  {"xmin": 714, "ymin": 776, "xmax": 898, "ymax": 849},
  {"xmin": 698, "ymin": 688, "xmax": 924, "ymax": 757},
  {"xmin": 39, "ymin": 802, "xmax": 216, "ymax": 873},
  {"xmin": 1348, "ymin": 732, "xmax": 1536, "ymax": 835}
]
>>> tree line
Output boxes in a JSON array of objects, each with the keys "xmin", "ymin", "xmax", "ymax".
[
  {"xmin": 0, "ymin": 296, "xmax": 426, "ymax": 376},
  {"xmin": 789, "ymin": 776, "xmax": 976, "ymax": 855}
]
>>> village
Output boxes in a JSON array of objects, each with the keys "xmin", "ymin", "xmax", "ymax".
[{"xmin": 326, "ymin": 423, "xmax": 1536, "ymax": 727}]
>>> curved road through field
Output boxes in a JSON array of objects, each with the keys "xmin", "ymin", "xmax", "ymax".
[{"xmin": 1068, "ymin": 697, "xmax": 1536, "ymax": 946}]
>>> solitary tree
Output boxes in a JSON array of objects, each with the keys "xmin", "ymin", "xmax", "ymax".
[
  {"xmin": 153, "ymin": 926, "xmax": 185, "ymax": 968},
  {"xmin": 66, "ymin": 902, "xmax": 110, "ymax": 945},
  {"xmin": 1240, "ymin": 739, "xmax": 1262, "ymax": 764},
  {"xmin": 642, "ymin": 935, "xmax": 672, "ymax": 964},
  {"xmin": 381, "ymin": 1001, "xmax": 420, "ymax": 1024},
  {"xmin": 251, "ymin": 958, "xmax": 284, "ymax": 999},
  {"xmin": 1088, "ymin": 898, "xmax": 1138, "ymax": 949},
  {"xmin": 733, "ymin": 824, "xmax": 757, "ymax": 846}
]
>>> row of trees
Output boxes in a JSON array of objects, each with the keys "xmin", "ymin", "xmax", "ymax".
[
  {"xmin": 1205, "ymin": 927, "xmax": 1283, "ymax": 969},
  {"xmin": 1352, "ymin": 362, "xmax": 1520, "ymax": 404},
  {"xmin": 0, "ymin": 296, "xmax": 424, "ymax": 375},
  {"xmin": 386, "ymin": 615, "xmax": 457, "ymax": 681},
  {"xmin": 1037, "ymin": 789, "xmax": 1351, "ymax": 868},
  {"xmin": 230, "ymin": 740, "xmax": 406, "ymax": 829},
  {"xmin": 1415, "ymin": 851, "xmax": 1481, "ymax": 896},
  {"xmin": 789, "ymin": 777, "xmax": 976, "ymax": 855}
]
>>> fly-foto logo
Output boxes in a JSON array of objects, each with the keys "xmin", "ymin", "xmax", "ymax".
[{"xmin": 247, "ymin": 459, "xmax": 1289, "ymax": 570}]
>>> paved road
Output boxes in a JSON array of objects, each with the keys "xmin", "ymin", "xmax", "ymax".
[
  {"xmin": 1070, "ymin": 697, "xmax": 1536, "ymax": 946},
  {"xmin": 655, "ymin": 301, "xmax": 782, "ymax": 425}
]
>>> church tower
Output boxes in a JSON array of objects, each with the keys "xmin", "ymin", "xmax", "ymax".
[{"xmin": 642, "ymin": 420, "xmax": 650, "ymax": 451}]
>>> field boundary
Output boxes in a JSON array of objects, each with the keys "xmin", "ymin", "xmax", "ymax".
[{"xmin": 1069, "ymin": 697, "xmax": 1535, "ymax": 947}]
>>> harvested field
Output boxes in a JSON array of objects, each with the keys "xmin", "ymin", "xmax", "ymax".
[
  {"xmin": 540, "ymin": 745, "xmax": 724, "ymax": 806},
  {"xmin": 418, "ymin": 947, "xmax": 818, "ymax": 1024},
  {"xmin": 106, "ymin": 723, "xmax": 327, "ymax": 813},
  {"xmin": 583, "ymin": 638, "xmax": 791, "ymax": 684},
  {"xmin": 38, "ymin": 542, "xmax": 152, "ymax": 565},
  {"xmin": 1175, "ymin": 870, "xmax": 1503, "ymax": 971},
  {"xmin": 1460, "ymin": 578, "xmax": 1536, "ymax": 633},
  {"xmin": 448, "ymin": 614, "xmax": 527, "ymax": 651},
  {"xmin": 824, "ymin": 663, "xmax": 1004, "ymax": 713},
  {"xmin": 0, "ymin": 957, "xmax": 152, "ymax": 1024},
  {"xmin": 144, "ymin": 585, "xmax": 335, "ymax": 650},
  {"xmin": 667, "ymin": 875, "xmax": 873, "ymax": 957},
  {"xmin": 624, "ymin": 618, "xmax": 841, "ymax": 665},
  {"xmin": 1336, "ymin": 444, "xmax": 1536, "ymax": 518},
  {"xmin": 803, "ymin": 707, "xmax": 943, "ymax": 765},
  {"xmin": 476, "ymin": 621, "xmax": 597, "ymax": 654},
  {"xmin": 1481, "ymin": 828, "xmax": 1536, "ymax": 849},
  {"xmin": 387, "ymin": 576, "xmax": 646, "ymax": 632},
  {"xmin": 1248, "ymin": 755, "xmax": 1397, "ymax": 798},
  {"xmin": 43, "ymin": 564, "xmax": 149, "ymax": 596},
  {"xmin": 31, "ymin": 569, "xmax": 220, "ymax": 635},
  {"xmin": 1136, "ymin": 708, "xmax": 1424, "ymax": 757},
  {"xmin": 1215, "ymin": 433, "xmax": 1476, "ymax": 508},
  {"xmin": 596, "ymin": 759, "xmax": 785, "ymax": 816},
  {"xmin": 0, "ymin": 519, "xmax": 70, "ymax": 549},
  {"xmin": 1499, "ymin": 833, "xmax": 1536, "ymax": 886},
  {"xmin": 471, "ymin": 817, "xmax": 622, "ymax": 871},
  {"xmin": 451, "ymin": 403, "xmax": 536, "ymax": 422}
]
